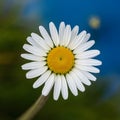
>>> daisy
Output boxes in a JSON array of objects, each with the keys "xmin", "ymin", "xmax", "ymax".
[{"xmin": 21, "ymin": 22, "xmax": 102, "ymax": 100}]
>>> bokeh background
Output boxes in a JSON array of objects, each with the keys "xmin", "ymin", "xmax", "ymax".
[{"xmin": 0, "ymin": 0, "xmax": 120, "ymax": 120}]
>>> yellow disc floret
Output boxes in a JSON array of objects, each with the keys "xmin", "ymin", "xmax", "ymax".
[{"xmin": 47, "ymin": 46, "xmax": 74, "ymax": 74}]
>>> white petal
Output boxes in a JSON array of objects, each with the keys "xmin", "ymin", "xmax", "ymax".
[
  {"xmin": 73, "ymin": 40, "xmax": 95, "ymax": 54},
  {"xmin": 39, "ymin": 26, "xmax": 54, "ymax": 48},
  {"xmin": 23, "ymin": 44, "xmax": 46, "ymax": 56},
  {"xmin": 31, "ymin": 33, "xmax": 50, "ymax": 51},
  {"xmin": 26, "ymin": 37, "xmax": 39, "ymax": 48},
  {"xmin": 69, "ymin": 71, "xmax": 85, "ymax": 92},
  {"xmin": 21, "ymin": 61, "xmax": 46, "ymax": 70},
  {"xmin": 26, "ymin": 37, "xmax": 35, "ymax": 46},
  {"xmin": 42, "ymin": 73, "xmax": 55, "ymax": 96},
  {"xmin": 26, "ymin": 66, "xmax": 48, "ymax": 79},
  {"xmin": 75, "ymin": 59, "xmax": 102, "ymax": 66},
  {"xmin": 66, "ymin": 74, "xmax": 78, "ymax": 96},
  {"xmin": 68, "ymin": 30, "xmax": 86, "ymax": 50},
  {"xmin": 61, "ymin": 25, "xmax": 71, "ymax": 46},
  {"xmin": 73, "ymin": 68, "xmax": 91, "ymax": 86},
  {"xmin": 21, "ymin": 54, "xmax": 45, "ymax": 61},
  {"xmin": 49, "ymin": 22, "xmax": 59, "ymax": 46},
  {"xmin": 70, "ymin": 25, "xmax": 79, "ymax": 41},
  {"xmin": 81, "ymin": 33, "xmax": 91, "ymax": 44},
  {"xmin": 76, "ymin": 65, "xmax": 100, "ymax": 73},
  {"xmin": 61, "ymin": 75, "xmax": 68, "ymax": 100},
  {"xmin": 75, "ymin": 50, "xmax": 100, "ymax": 59},
  {"xmin": 53, "ymin": 75, "xmax": 61, "ymax": 100},
  {"xmin": 81, "ymin": 71, "xmax": 96, "ymax": 81},
  {"xmin": 33, "ymin": 70, "xmax": 51, "ymax": 88},
  {"xmin": 59, "ymin": 22, "xmax": 65, "ymax": 45}
]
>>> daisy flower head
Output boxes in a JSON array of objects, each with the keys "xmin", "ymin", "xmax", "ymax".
[{"xmin": 21, "ymin": 22, "xmax": 102, "ymax": 100}]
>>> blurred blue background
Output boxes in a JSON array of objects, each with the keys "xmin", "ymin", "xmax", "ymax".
[{"xmin": 0, "ymin": 0, "xmax": 120, "ymax": 120}]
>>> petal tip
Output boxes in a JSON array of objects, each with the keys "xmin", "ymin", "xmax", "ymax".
[
  {"xmin": 81, "ymin": 88, "xmax": 85, "ymax": 92},
  {"xmin": 20, "ymin": 54, "xmax": 23, "ymax": 58},
  {"xmin": 53, "ymin": 97, "xmax": 59, "ymax": 101},
  {"xmin": 39, "ymin": 25, "xmax": 43, "ymax": 30},
  {"xmin": 26, "ymin": 73, "xmax": 31, "ymax": 79},
  {"xmin": 42, "ymin": 91, "xmax": 47, "ymax": 96},
  {"xmin": 60, "ymin": 21, "xmax": 65, "ymax": 25},
  {"xmin": 49, "ymin": 21, "xmax": 54, "ymax": 26},
  {"xmin": 99, "ymin": 61, "xmax": 102, "ymax": 65},
  {"xmin": 33, "ymin": 83, "xmax": 37, "ymax": 89}
]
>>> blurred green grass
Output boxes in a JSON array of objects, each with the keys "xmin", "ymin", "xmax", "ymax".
[{"xmin": 0, "ymin": 1, "xmax": 120, "ymax": 120}]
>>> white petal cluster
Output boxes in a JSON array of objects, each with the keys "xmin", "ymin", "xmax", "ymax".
[{"xmin": 21, "ymin": 22, "xmax": 102, "ymax": 100}]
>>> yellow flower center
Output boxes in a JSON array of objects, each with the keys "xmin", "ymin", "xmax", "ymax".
[{"xmin": 47, "ymin": 46, "xmax": 74, "ymax": 74}]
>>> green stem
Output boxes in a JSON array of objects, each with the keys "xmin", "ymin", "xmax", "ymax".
[{"xmin": 18, "ymin": 95, "xmax": 49, "ymax": 120}]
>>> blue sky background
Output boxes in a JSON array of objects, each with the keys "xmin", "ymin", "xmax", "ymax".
[{"xmin": 21, "ymin": 0, "xmax": 120, "ymax": 76}]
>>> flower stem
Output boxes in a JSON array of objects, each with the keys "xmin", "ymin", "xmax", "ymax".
[{"xmin": 18, "ymin": 95, "xmax": 49, "ymax": 120}]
